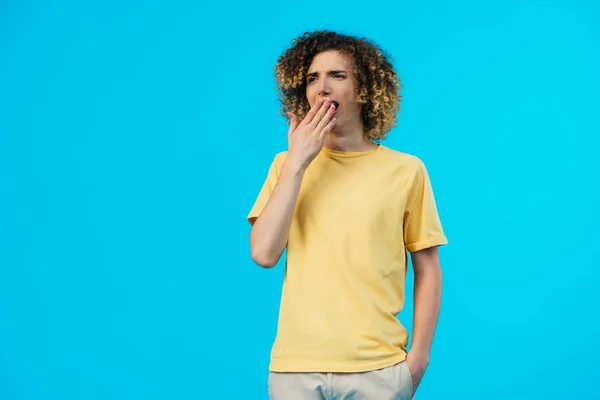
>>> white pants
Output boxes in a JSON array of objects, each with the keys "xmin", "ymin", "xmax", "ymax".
[{"xmin": 268, "ymin": 360, "xmax": 414, "ymax": 400}]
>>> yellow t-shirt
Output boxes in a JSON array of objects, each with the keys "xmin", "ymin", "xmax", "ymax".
[{"xmin": 247, "ymin": 144, "xmax": 448, "ymax": 373}]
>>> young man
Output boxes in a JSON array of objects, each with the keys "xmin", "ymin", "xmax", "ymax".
[{"xmin": 247, "ymin": 30, "xmax": 448, "ymax": 400}]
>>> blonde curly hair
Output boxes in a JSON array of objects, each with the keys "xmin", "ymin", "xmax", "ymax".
[{"xmin": 274, "ymin": 30, "xmax": 402, "ymax": 143}]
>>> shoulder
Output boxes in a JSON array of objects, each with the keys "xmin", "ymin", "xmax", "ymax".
[
  {"xmin": 273, "ymin": 150, "xmax": 289, "ymax": 163},
  {"xmin": 379, "ymin": 145, "xmax": 427, "ymax": 174},
  {"xmin": 272, "ymin": 150, "xmax": 288, "ymax": 170},
  {"xmin": 262, "ymin": 150, "xmax": 288, "ymax": 176}
]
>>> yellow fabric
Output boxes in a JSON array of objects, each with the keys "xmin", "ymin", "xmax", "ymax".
[{"xmin": 247, "ymin": 145, "xmax": 448, "ymax": 373}]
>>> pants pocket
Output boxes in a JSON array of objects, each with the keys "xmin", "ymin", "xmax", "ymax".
[{"xmin": 394, "ymin": 361, "xmax": 413, "ymax": 399}]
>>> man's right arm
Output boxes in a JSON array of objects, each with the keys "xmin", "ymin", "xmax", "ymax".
[
  {"xmin": 249, "ymin": 97, "xmax": 337, "ymax": 268},
  {"xmin": 249, "ymin": 159, "xmax": 305, "ymax": 268}
]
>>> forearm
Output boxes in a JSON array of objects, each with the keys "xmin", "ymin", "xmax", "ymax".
[
  {"xmin": 250, "ymin": 159, "xmax": 305, "ymax": 268},
  {"xmin": 411, "ymin": 258, "xmax": 442, "ymax": 359}
]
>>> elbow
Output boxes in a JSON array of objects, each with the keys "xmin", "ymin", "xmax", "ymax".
[
  {"xmin": 250, "ymin": 248, "xmax": 278, "ymax": 268},
  {"xmin": 249, "ymin": 224, "xmax": 281, "ymax": 268}
]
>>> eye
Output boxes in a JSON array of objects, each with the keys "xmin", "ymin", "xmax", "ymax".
[
  {"xmin": 333, "ymin": 73, "xmax": 344, "ymax": 79},
  {"xmin": 307, "ymin": 76, "xmax": 317, "ymax": 83}
]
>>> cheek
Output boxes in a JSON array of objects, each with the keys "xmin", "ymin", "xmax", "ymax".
[
  {"xmin": 343, "ymin": 92, "xmax": 357, "ymax": 107},
  {"xmin": 343, "ymin": 86, "xmax": 356, "ymax": 100},
  {"xmin": 305, "ymin": 89, "xmax": 315, "ymax": 106}
]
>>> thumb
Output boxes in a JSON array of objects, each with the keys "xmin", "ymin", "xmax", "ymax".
[{"xmin": 287, "ymin": 112, "xmax": 299, "ymax": 134}]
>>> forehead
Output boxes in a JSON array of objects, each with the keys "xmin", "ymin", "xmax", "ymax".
[{"xmin": 307, "ymin": 50, "xmax": 353, "ymax": 73}]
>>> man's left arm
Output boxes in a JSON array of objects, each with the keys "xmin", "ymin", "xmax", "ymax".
[{"xmin": 406, "ymin": 245, "xmax": 443, "ymax": 394}]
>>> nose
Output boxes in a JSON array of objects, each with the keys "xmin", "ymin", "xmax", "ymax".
[{"xmin": 317, "ymin": 79, "xmax": 331, "ymax": 98}]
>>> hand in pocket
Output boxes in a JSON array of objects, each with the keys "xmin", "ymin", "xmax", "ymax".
[{"xmin": 405, "ymin": 352, "xmax": 430, "ymax": 396}]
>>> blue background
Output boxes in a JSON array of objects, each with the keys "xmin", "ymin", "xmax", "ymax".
[{"xmin": 1, "ymin": 0, "xmax": 599, "ymax": 399}]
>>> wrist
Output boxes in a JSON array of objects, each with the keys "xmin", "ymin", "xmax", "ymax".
[
  {"xmin": 409, "ymin": 344, "xmax": 431, "ymax": 360},
  {"xmin": 283, "ymin": 156, "xmax": 307, "ymax": 176}
]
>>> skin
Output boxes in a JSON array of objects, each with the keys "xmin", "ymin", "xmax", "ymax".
[
  {"xmin": 250, "ymin": 49, "xmax": 442, "ymax": 397},
  {"xmin": 407, "ymin": 245, "xmax": 443, "ymax": 397},
  {"xmin": 300, "ymin": 50, "xmax": 379, "ymax": 153}
]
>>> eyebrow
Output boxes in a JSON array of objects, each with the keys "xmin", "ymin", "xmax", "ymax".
[{"xmin": 306, "ymin": 70, "xmax": 347, "ymax": 78}]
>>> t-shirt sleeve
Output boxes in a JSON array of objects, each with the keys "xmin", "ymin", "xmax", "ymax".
[
  {"xmin": 403, "ymin": 158, "xmax": 448, "ymax": 252},
  {"xmin": 247, "ymin": 153, "xmax": 282, "ymax": 225}
]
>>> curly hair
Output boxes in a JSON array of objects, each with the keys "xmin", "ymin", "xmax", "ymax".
[{"xmin": 274, "ymin": 30, "xmax": 402, "ymax": 143}]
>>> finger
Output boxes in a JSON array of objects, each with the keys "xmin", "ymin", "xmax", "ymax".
[
  {"xmin": 310, "ymin": 103, "xmax": 331, "ymax": 132},
  {"xmin": 317, "ymin": 116, "xmax": 336, "ymax": 142},
  {"xmin": 309, "ymin": 99, "xmax": 333, "ymax": 128},
  {"xmin": 303, "ymin": 98, "xmax": 327, "ymax": 125},
  {"xmin": 314, "ymin": 102, "xmax": 337, "ymax": 133}
]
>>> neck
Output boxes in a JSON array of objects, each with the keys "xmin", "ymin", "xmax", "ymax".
[{"xmin": 325, "ymin": 119, "xmax": 378, "ymax": 152}]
